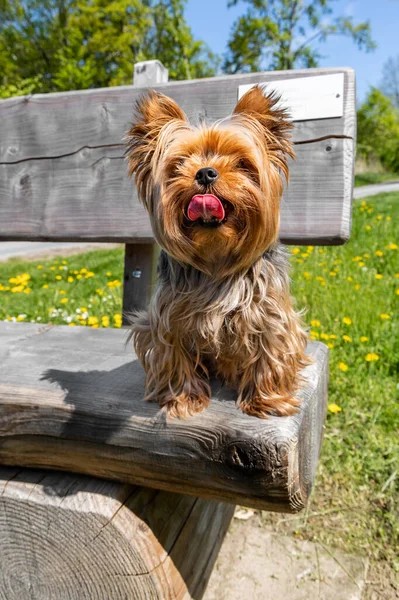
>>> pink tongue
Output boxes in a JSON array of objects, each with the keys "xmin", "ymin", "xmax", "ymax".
[{"xmin": 187, "ymin": 194, "xmax": 225, "ymax": 222}]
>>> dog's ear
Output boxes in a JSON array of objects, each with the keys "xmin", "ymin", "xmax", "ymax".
[
  {"xmin": 233, "ymin": 85, "xmax": 294, "ymax": 176},
  {"xmin": 125, "ymin": 90, "xmax": 188, "ymax": 196}
]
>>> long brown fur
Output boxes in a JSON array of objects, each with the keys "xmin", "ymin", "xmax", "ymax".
[{"xmin": 125, "ymin": 86, "xmax": 310, "ymax": 418}]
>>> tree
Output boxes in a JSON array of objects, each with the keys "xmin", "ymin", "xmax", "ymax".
[
  {"xmin": 357, "ymin": 88, "xmax": 399, "ymax": 173},
  {"xmin": 223, "ymin": 0, "xmax": 375, "ymax": 74},
  {"xmin": 380, "ymin": 55, "xmax": 399, "ymax": 109},
  {"xmin": 0, "ymin": 0, "xmax": 218, "ymax": 97}
]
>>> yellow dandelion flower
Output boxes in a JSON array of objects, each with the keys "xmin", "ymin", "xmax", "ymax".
[
  {"xmin": 375, "ymin": 250, "xmax": 383, "ymax": 257},
  {"xmin": 42, "ymin": 284, "xmax": 49, "ymax": 289},
  {"xmin": 101, "ymin": 316, "xmax": 110, "ymax": 327},
  {"xmin": 316, "ymin": 276, "xmax": 324, "ymax": 282},
  {"xmin": 60, "ymin": 290, "xmax": 66, "ymax": 295},
  {"xmin": 363, "ymin": 254, "xmax": 370, "ymax": 259},
  {"xmin": 85, "ymin": 271, "xmax": 95, "ymax": 278},
  {"xmin": 354, "ymin": 284, "xmax": 361, "ymax": 290},
  {"xmin": 343, "ymin": 317, "xmax": 352, "ymax": 325},
  {"xmin": 291, "ymin": 248, "xmax": 300, "ymax": 255},
  {"xmin": 342, "ymin": 335, "xmax": 352, "ymax": 342},
  {"xmin": 329, "ymin": 334, "xmax": 337, "ymax": 340},
  {"xmin": 88, "ymin": 316, "xmax": 98, "ymax": 325},
  {"xmin": 73, "ymin": 270, "xmax": 79, "ymax": 275},
  {"xmin": 91, "ymin": 324, "xmax": 99, "ymax": 328},
  {"xmin": 380, "ymin": 313, "xmax": 390, "ymax": 319},
  {"xmin": 365, "ymin": 353, "xmax": 379, "ymax": 362},
  {"xmin": 375, "ymin": 274, "xmax": 383, "ymax": 280},
  {"xmin": 360, "ymin": 336, "xmax": 368, "ymax": 342},
  {"xmin": 387, "ymin": 243, "xmax": 397, "ymax": 250},
  {"xmin": 23, "ymin": 288, "xmax": 32, "ymax": 294},
  {"xmin": 353, "ymin": 256, "xmax": 363, "ymax": 262},
  {"xmin": 396, "ymin": 289, "xmax": 399, "ymax": 295},
  {"xmin": 376, "ymin": 215, "xmax": 383, "ymax": 220},
  {"xmin": 358, "ymin": 261, "xmax": 365, "ymax": 267},
  {"xmin": 67, "ymin": 276, "xmax": 74, "ymax": 283},
  {"xmin": 365, "ymin": 225, "xmax": 371, "ymax": 231},
  {"xmin": 11, "ymin": 285, "xmax": 24, "ymax": 293},
  {"xmin": 107, "ymin": 280, "xmax": 122, "ymax": 288},
  {"xmin": 80, "ymin": 307, "xmax": 88, "ymax": 313},
  {"xmin": 68, "ymin": 323, "xmax": 76, "ymax": 326},
  {"xmin": 301, "ymin": 252, "xmax": 309, "ymax": 258},
  {"xmin": 320, "ymin": 333, "xmax": 329, "ymax": 340},
  {"xmin": 329, "ymin": 271, "xmax": 337, "ymax": 277},
  {"xmin": 96, "ymin": 288, "xmax": 104, "ymax": 296},
  {"xmin": 338, "ymin": 362, "xmax": 348, "ymax": 372},
  {"xmin": 303, "ymin": 272, "xmax": 311, "ymax": 280},
  {"xmin": 347, "ymin": 276, "xmax": 353, "ymax": 282},
  {"xmin": 396, "ymin": 274, "xmax": 399, "ymax": 278},
  {"xmin": 296, "ymin": 258, "xmax": 304, "ymax": 263},
  {"xmin": 80, "ymin": 268, "xmax": 87, "ymax": 274},
  {"xmin": 328, "ymin": 403, "xmax": 342, "ymax": 413},
  {"xmin": 37, "ymin": 265, "xmax": 42, "ymax": 269},
  {"xmin": 310, "ymin": 331, "xmax": 320, "ymax": 340},
  {"xmin": 50, "ymin": 266, "xmax": 56, "ymax": 270},
  {"xmin": 56, "ymin": 275, "xmax": 62, "ymax": 280},
  {"xmin": 16, "ymin": 315, "xmax": 26, "ymax": 322},
  {"xmin": 62, "ymin": 260, "xmax": 67, "ymax": 265},
  {"xmin": 386, "ymin": 216, "xmax": 391, "ymax": 221},
  {"xmin": 76, "ymin": 274, "xmax": 82, "ymax": 280},
  {"xmin": 327, "ymin": 343, "xmax": 334, "ymax": 349},
  {"xmin": 106, "ymin": 271, "xmax": 112, "ymax": 276},
  {"xmin": 60, "ymin": 298, "xmax": 68, "ymax": 304},
  {"xmin": 310, "ymin": 319, "xmax": 321, "ymax": 327}
]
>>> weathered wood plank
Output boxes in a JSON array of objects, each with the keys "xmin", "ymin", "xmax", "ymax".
[
  {"xmin": 0, "ymin": 322, "xmax": 328, "ymax": 512},
  {"xmin": 0, "ymin": 67, "xmax": 355, "ymax": 245},
  {"xmin": 0, "ymin": 466, "xmax": 234, "ymax": 599},
  {"xmin": 0, "ymin": 137, "xmax": 352, "ymax": 245},
  {"xmin": 122, "ymin": 243, "xmax": 157, "ymax": 324}
]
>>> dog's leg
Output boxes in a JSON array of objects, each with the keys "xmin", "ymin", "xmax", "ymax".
[
  {"xmin": 237, "ymin": 317, "xmax": 310, "ymax": 418},
  {"xmin": 131, "ymin": 311, "xmax": 210, "ymax": 418}
]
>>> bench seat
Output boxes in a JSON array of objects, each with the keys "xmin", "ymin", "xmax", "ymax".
[{"xmin": 0, "ymin": 321, "xmax": 328, "ymax": 513}]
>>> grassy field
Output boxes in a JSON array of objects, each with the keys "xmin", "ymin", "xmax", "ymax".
[
  {"xmin": 355, "ymin": 171, "xmax": 399, "ymax": 187},
  {"xmin": 0, "ymin": 193, "xmax": 398, "ymax": 572}
]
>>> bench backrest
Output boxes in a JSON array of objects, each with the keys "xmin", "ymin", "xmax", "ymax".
[{"xmin": 0, "ymin": 65, "xmax": 355, "ymax": 247}]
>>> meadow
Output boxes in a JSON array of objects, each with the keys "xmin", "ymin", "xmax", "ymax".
[{"xmin": 0, "ymin": 193, "xmax": 398, "ymax": 572}]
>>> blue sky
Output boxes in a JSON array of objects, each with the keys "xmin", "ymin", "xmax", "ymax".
[{"xmin": 185, "ymin": 0, "xmax": 399, "ymax": 104}]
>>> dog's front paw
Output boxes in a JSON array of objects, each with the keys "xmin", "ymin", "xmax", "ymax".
[
  {"xmin": 239, "ymin": 394, "xmax": 300, "ymax": 419},
  {"xmin": 160, "ymin": 393, "xmax": 210, "ymax": 419}
]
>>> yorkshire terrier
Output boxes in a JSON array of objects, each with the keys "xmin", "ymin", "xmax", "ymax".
[{"xmin": 125, "ymin": 85, "xmax": 309, "ymax": 418}]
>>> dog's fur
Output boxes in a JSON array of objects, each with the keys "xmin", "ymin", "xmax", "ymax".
[{"xmin": 125, "ymin": 86, "xmax": 309, "ymax": 418}]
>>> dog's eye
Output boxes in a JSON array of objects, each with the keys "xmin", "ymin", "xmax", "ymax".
[{"xmin": 237, "ymin": 158, "xmax": 259, "ymax": 184}]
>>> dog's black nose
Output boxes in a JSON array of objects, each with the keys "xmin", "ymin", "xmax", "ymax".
[{"xmin": 195, "ymin": 167, "xmax": 219, "ymax": 186}]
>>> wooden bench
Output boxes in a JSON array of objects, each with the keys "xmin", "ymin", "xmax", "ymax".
[{"xmin": 0, "ymin": 61, "xmax": 355, "ymax": 599}]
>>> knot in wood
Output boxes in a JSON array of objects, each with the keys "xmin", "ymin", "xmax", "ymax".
[{"xmin": 220, "ymin": 441, "xmax": 270, "ymax": 475}]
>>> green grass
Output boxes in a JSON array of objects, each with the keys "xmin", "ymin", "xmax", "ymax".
[
  {"xmin": 0, "ymin": 193, "xmax": 398, "ymax": 568},
  {"xmin": 286, "ymin": 192, "xmax": 399, "ymax": 569},
  {"xmin": 0, "ymin": 247, "xmax": 125, "ymax": 327},
  {"xmin": 354, "ymin": 171, "xmax": 399, "ymax": 187}
]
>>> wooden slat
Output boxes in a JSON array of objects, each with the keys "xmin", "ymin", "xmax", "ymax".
[
  {"xmin": 0, "ymin": 67, "xmax": 355, "ymax": 245},
  {"xmin": 0, "ymin": 466, "xmax": 234, "ymax": 599},
  {"xmin": 0, "ymin": 137, "xmax": 352, "ymax": 245},
  {"xmin": 0, "ymin": 322, "xmax": 329, "ymax": 512}
]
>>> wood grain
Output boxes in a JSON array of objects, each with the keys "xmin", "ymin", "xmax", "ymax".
[
  {"xmin": 0, "ymin": 137, "xmax": 352, "ymax": 245},
  {"xmin": 0, "ymin": 466, "xmax": 234, "ymax": 599},
  {"xmin": 0, "ymin": 322, "xmax": 329, "ymax": 513},
  {"xmin": 0, "ymin": 67, "xmax": 355, "ymax": 245}
]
